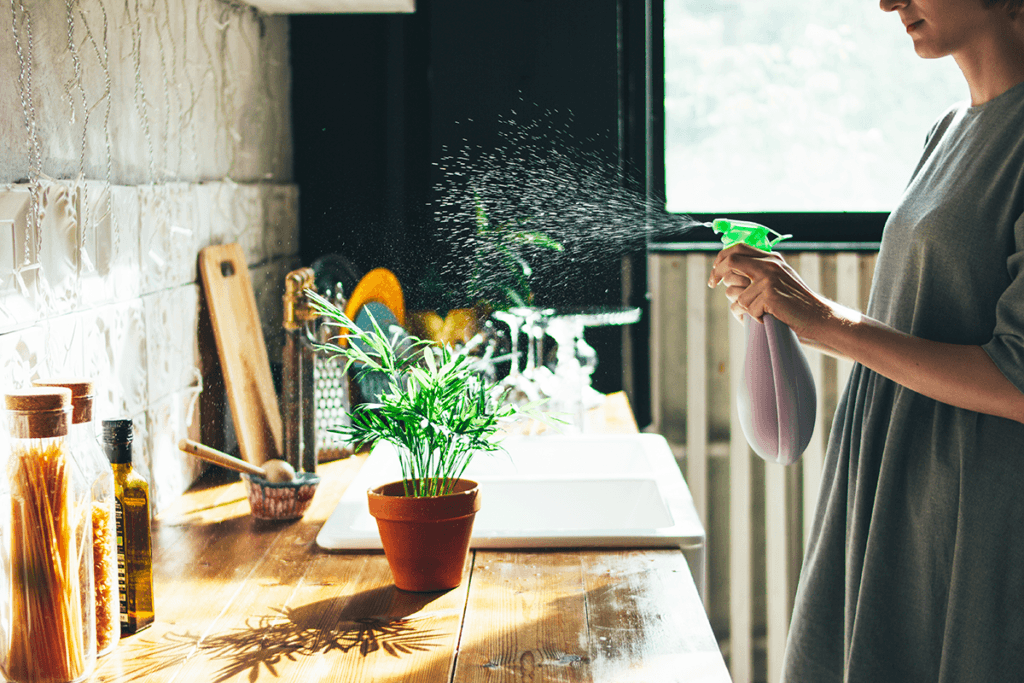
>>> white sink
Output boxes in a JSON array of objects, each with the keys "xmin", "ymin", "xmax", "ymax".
[
  {"xmin": 316, "ymin": 433, "xmax": 706, "ymax": 599},
  {"xmin": 473, "ymin": 477, "xmax": 674, "ymax": 531}
]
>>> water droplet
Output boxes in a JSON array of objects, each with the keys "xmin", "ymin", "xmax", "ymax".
[{"xmin": 433, "ymin": 106, "xmax": 705, "ymax": 308}]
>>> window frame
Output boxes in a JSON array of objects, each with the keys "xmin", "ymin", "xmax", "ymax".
[{"xmin": 655, "ymin": 212, "xmax": 888, "ymax": 247}]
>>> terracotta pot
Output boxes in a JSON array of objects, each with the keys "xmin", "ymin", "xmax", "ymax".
[{"xmin": 367, "ymin": 479, "xmax": 481, "ymax": 592}]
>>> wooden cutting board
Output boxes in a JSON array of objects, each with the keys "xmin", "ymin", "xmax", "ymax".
[{"xmin": 198, "ymin": 244, "xmax": 282, "ymax": 466}]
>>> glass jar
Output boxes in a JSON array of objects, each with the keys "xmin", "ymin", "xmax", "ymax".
[
  {"xmin": 1, "ymin": 388, "xmax": 97, "ymax": 683},
  {"xmin": 35, "ymin": 379, "xmax": 120, "ymax": 655}
]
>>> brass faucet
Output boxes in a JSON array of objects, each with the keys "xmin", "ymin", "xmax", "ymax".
[
  {"xmin": 282, "ymin": 268, "xmax": 318, "ymax": 473},
  {"xmin": 283, "ymin": 268, "xmax": 317, "ymax": 331}
]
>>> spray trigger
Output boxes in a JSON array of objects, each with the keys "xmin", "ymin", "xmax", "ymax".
[{"xmin": 712, "ymin": 218, "xmax": 791, "ymax": 252}]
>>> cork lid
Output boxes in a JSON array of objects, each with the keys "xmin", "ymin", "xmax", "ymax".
[
  {"xmin": 5, "ymin": 387, "xmax": 73, "ymax": 412},
  {"xmin": 33, "ymin": 378, "xmax": 94, "ymax": 398},
  {"xmin": 5, "ymin": 388, "xmax": 73, "ymax": 438},
  {"xmin": 33, "ymin": 378, "xmax": 95, "ymax": 424}
]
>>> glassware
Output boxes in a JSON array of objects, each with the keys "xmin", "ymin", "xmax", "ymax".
[
  {"xmin": 492, "ymin": 307, "xmax": 554, "ymax": 407},
  {"xmin": 543, "ymin": 317, "xmax": 588, "ymax": 432},
  {"xmin": 1, "ymin": 388, "xmax": 97, "ymax": 683},
  {"xmin": 543, "ymin": 306, "xmax": 642, "ymax": 432},
  {"xmin": 521, "ymin": 307, "xmax": 554, "ymax": 386},
  {"xmin": 34, "ymin": 379, "xmax": 120, "ymax": 656},
  {"xmin": 489, "ymin": 310, "xmax": 524, "ymax": 387}
]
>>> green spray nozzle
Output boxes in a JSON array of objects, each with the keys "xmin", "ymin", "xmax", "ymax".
[{"xmin": 712, "ymin": 218, "xmax": 792, "ymax": 252}]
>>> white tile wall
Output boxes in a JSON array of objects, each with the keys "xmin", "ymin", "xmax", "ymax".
[
  {"xmin": 36, "ymin": 182, "xmax": 80, "ymax": 316},
  {"xmin": 0, "ymin": 188, "xmax": 36, "ymax": 333},
  {"xmin": 0, "ymin": 180, "xmax": 299, "ymax": 512},
  {"xmin": 1, "ymin": 1, "xmax": 292, "ymax": 185},
  {"xmin": 143, "ymin": 285, "xmax": 201, "ymax": 406},
  {"xmin": 81, "ymin": 182, "xmax": 143, "ymax": 307},
  {"xmin": 200, "ymin": 180, "xmax": 265, "ymax": 263},
  {"xmin": 82, "ymin": 298, "xmax": 149, "ymax": 419},
  {"xmin": 0, "ymin": 324, "xmax": 45, "ymax": 388},
  {"xmin": 146, "ymin": 390, "xmax": 206, "ymax": 513},
  {"xmin": 41, "ymin": 309, "xmax": 86, "ymax": 377},
  {"xmin": 2, "ymin": 0, "xmax": 296, "ymax": 512},
  {"xmin": 139, "ymin": 184, "xmax": 201, "ymax": 293}
]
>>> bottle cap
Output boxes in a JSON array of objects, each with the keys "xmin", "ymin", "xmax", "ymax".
[
  {"xmin": 102, "ymin": 419, "xmax": 134, "ymax": 464},
  {"xmin": 102, "ymin": 418, "xmax": 133, "ymax": 443}
]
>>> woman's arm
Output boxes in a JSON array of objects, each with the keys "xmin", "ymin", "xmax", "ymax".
[{"xmin": 708, "ymin": 243, "xmax": 1024, "ymax": 424}]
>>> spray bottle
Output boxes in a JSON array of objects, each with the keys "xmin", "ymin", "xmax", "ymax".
[{"xmin": 712, "ymin": 218, "xmax": 816, "ymax": 466}]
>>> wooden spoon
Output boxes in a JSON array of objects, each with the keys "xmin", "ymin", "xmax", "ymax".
[{"xmin": 178, "ymin": 439, "xmax": 297, "ymax": 483}]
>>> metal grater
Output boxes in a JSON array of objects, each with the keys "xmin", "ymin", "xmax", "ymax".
[{"xmin": 313, "ymin": 353, "xmax": 354, "ymax": 461}]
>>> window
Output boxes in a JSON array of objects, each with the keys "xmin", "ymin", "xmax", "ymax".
[{"xmin": 664, "ymin": 0, "xmax": 965, "ymax": 222}]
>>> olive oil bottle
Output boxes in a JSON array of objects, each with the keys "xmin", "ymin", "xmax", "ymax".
[{"xmin": 102, "ymin": 419, "xmax": 154, "ymax": 635}]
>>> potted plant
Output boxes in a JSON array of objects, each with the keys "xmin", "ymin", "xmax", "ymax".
[{"xmin": 305, "ymin": 289, "xmax": 551, "ymax": 592}]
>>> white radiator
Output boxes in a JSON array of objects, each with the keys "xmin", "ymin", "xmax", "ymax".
[{"xmin": 649, "ymin": 248, "xmax": 878, "ymax": 683}]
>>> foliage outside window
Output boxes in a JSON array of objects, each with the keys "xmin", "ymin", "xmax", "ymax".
[{"xmin": 664, "ymin": 0, "xmax": 965, "ymax": 215}]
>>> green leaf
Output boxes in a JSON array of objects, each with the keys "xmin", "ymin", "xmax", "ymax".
[
  {"xmin": 474, "ymin": 194, "xmax": 491, "ymax": 232},
  {"xmin": 305, "ymin": 286, "xmax": 559, "ymax": 497},
  {"xmin": 507, "ymin": 231, "xmax": 565, "ymax": 252}
]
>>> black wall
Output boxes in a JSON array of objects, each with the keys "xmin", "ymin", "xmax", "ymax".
[{"xmin": 290, "ymin": 0, "xmax": 656, "ymax": 425}]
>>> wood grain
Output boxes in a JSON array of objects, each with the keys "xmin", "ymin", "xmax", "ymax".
[
  {"xmin": 94, "ymin": 455, "xmax": 371, "ymax": 682},
  {"xmin": 455, "ymin": 551, "xmax": 591, "ymax": 682},
  {"xmin": 455, "ymin": 550, "xmax": 729, "ymax": 683},
  {"xmin": 198, "ymin": 243, "xmax": 282, "ymax": 465},
  {"xmin": 93, "ymin": 394, "xmax": 729, "ymax": 682},
  {"xmin": 580, "ymin": 550, "xmax": 727, "ymax": 683}
]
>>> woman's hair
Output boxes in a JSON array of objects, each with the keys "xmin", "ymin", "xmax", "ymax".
[{"xmin": 985, "ymin": 0, "xmax": 1024, "ymax": 17}]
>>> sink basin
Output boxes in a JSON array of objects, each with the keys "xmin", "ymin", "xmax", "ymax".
[
  {"xmin": 316, "ymin": 433, "xmax": 706, "ymax": 598},
  {"xmin": 472, "ymin": 477, "xmax": 674, "ymax": 531}
]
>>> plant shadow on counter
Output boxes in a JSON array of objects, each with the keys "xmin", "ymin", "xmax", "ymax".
[{"xmin": 100, "ymin": 587, "xmax": 447, "ymax": 683}]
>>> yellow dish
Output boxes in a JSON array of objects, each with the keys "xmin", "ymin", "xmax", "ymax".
[{"xmin": 344, "ymin": 267, "xmax": 405, "ymax": 326}]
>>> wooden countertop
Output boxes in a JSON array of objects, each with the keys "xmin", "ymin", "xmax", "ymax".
[{"xmin": 93, "ymin": 393, "xmax": 731, "ymax": 682}]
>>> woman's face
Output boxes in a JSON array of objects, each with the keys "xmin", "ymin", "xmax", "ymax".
[{"xmin": 879, "ymin": 0, "xmax": 1000, "ymax": 59}]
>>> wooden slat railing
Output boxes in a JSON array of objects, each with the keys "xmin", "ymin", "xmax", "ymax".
[{"xmin": 649, "ymin": 246, "xmax": 878, "ymax": 683}]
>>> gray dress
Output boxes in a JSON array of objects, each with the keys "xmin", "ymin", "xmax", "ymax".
[{"xmin": 782, "ymin": 80, "xmax": 1024, "ymax": 683}]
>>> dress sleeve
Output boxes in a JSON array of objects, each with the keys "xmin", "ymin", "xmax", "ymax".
[{"xmin": 983, "ymin": 212, "xmax": 1024, "ymax": 393}]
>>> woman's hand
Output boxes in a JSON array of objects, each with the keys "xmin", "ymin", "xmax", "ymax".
[
  {"xmin": 707, "ymin": 244, "xmax": 1024, "ymax": 422},
  {"xmin": 707, "ymin": 243, "xmax": 838, "ymax": 341}
]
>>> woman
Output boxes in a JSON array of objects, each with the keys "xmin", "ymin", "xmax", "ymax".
[{"xmin": 708, "ymin": 0, "xmax": 1024, "ymax": 680}]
